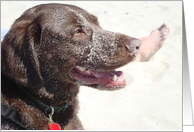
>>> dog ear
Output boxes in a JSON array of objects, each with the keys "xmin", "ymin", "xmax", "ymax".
[{"xmin": 1, "ymin": 20, "xmax": 44, "ymax": 89}]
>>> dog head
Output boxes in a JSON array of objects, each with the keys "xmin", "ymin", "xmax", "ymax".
[{"xmin": 1, "ymin": 4, "xmax": 141, "ymax": 105}]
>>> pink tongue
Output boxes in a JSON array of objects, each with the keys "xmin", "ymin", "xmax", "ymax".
[
  {"xmin": 91, "ymin": 70, "xmax": 115, "ymax": 79},
  {"xmin": 90, "ymin": 70, "xmax": 114, "ymax": 84},
  {"xmin": 91, "ymin": 70, "xmax": 124, "ymax": 85},
  {"xmin": 91, "ymin": 70, "xmax": 123, "ymax": 79}
]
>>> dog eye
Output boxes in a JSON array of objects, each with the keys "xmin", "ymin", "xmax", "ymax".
[{"xmin": 74, "ymin": 29, "xmax": 84, "ymax": 35}]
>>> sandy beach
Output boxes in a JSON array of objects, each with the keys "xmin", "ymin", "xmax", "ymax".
[{"xmin": 1, "ymin": 1, "xmax": 182, "ymax": 130}]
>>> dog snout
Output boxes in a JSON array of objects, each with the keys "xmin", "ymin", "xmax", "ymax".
[{"xmin": 125, "ymin": 38, "xmax": 141, "ymax": 55}]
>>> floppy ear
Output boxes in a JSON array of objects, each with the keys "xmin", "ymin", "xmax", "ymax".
[{"xmin": 1, "ymin": 20, "xmax": 44, "ymax": 89}]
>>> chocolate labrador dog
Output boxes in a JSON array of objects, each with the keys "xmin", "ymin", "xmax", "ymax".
[{"xmin": 1, "ymin": 3, "xmax": 141, "ymax": 130}]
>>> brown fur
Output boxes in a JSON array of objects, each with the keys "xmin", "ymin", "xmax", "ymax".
[{"xmin": 1, "ymin": 3, "xmax": 141, "ymax": 130}]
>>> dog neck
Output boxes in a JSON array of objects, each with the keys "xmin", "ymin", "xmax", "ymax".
[{"xmin": 17, "ymin": 86, "xmax": 71, "ymax": 115}]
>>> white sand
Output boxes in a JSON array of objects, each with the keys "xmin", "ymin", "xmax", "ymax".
[{"xmin": 1, "ymin": 1, "xmax": 182, "ymax": 130}]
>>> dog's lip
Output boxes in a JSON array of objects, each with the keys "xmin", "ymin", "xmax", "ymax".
[{"xmin": 69, "ymin": 66, "xmax": 126, "ymax": 88}]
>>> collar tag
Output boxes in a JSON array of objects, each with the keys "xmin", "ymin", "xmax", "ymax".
[{"xmin": 48, "ymin": 106, "xmax": 61, "ymax": 130}]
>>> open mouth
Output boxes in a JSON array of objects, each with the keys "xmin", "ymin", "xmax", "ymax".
[{"xmin": 69, "ymin": 66, "xmax": 126, "ymax": 88}]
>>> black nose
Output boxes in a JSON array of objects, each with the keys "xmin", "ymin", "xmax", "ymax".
[{"xmin": 125, "ymin": 38, "xmax": 141, "ymax": 54}]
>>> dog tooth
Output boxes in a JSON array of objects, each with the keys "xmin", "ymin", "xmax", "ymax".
[
  {"xmin": 78, "ymin": 66, "xmax": 86, "ymax": 71},
  {"xmin": 112, "ymin": 75, "xmax": 117, "ymax": 81},
  {"xmin": 85, "ymin": 70, "xmax": 91, "ymax": 74},
  {"xmin": 118, "ymin": 78, "xmax": 124, "ymax": 81}
]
